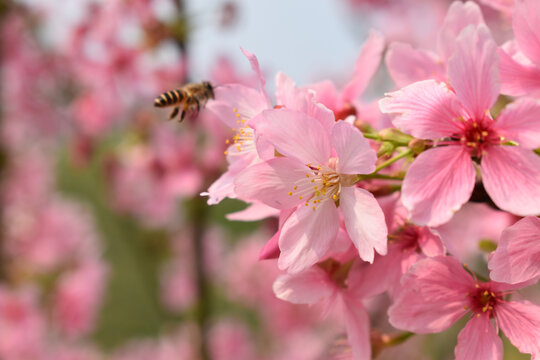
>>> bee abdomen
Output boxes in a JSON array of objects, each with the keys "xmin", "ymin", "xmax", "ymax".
[{"xmin": 154, "ymin": 89, "xmax": 184, "ymax": 107}]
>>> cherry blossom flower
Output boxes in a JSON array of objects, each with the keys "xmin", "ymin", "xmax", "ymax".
[
  {"xmin": 389, "ymin": 256, "xmax": 540, "ymax": 359},
  {"xmin": 366, "ymin": 194, "xmax": 445, "ymax": 296},
  {"xmin": 52, "ymin": 261, "xmax": 108, "ymax": 338},
  {"xmin": 274, "ymin": 260, "xmax": 384, "ymax": 360},
  {"xmin": 236, "ymin": 110, "xmax": 387, "ymax": 273},
  {"xmin": 0, "ymin": 287, "xmax": 46, "ymax": 360},
  {"xmin": 380, "ymin": 24, "xmax": 540, "ymax": 226},
  {"xmin": 488, "ymin": 216, "xmax": 540, "ymax": 285},
  {"xmin": 305, "ymin": 30, "xmax": 385, "ymax": 125},
  {"xmin": 499, "ymin": 0, "xmax": 540, "ymax": 97},
  {"xmin": 386, "ymin": 1, "xmax": 485, "ymax": 88}
]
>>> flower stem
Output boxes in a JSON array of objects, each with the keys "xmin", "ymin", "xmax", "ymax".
[{"xmin": 374, "ymin": 149, "xmax": 413, "ymax": 173}]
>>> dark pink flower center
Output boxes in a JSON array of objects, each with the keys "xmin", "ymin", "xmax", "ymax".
[
  {"xmin": 391, "ymin": 224, "xmax": 421, "ymax": 253},
  {"xmin": 466, "ymin": 283, "xmax": 503, "ymax": 317},
  {"xmin": 454, "ymin": 118, "xmax": 501, "ymax": 158}
]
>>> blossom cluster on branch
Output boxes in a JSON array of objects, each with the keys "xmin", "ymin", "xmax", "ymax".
[{"xmin": 202, "ymin": 1, "xmax": 540, "ymax": 358}]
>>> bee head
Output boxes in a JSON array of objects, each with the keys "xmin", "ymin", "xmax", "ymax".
[{"xmin": 203, "ymin": 81, "xmax": 215, "ymax": 99}]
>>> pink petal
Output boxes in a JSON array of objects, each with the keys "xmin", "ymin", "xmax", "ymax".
[
  {"xmin": 226, "ymin": 202, "xmax": 279, "ymax": 221},
  {"xmin": 497, "ymin": 301, "xmax": 540, "ymax": 357},
  {"xmin": 258, "ymin": 231, "xmax": 280, "ymax": 260},
  {"xmin": 388, "ymin": 256, "xmax": 472, "ymax": 333},
  {"xmin": 211, "ymin": 85, "xmax": 268, "ymax": 128},
  {"xmin": 234, "ymin": 157, "xmax": 308, "ymax": 210},
  {"xmin": 275, "ymin": 72, "xmax": 335, "ymax": 133},
  {"xmin": 488, "ymin": 216, "xmax": 540, "ymax": 284},
  {"xmin": 341, "ymin": 295, "xmax": 371, "ymax": 360},
  {"xmin": 447, "ymin": 24, "xmax": 499, "ymax": 120},
  {"xmin": 454, "ymin": 315, "xmax": 503, "ymax": 360},
  {"xmin": 435, "ymin": 202, "xmax": 515, "ymax": 265},
  {"xmin": 251, "ymin": 108, "xmax": 331, "ymax": 166},
  {"xmin": 499, "ymin": 48, "xmax": 540, "ymax": 97},
  {"xmin": 331, "ymin": 121, "xmax": 376, "ymax": 175},
  {"xmin": 417, "ymin": 227, "xmax": 445, "ymax": 257},
  {"xmin": 278, "ymin": 200, "xmax": 340, "ymax": 274},
  {"xmin": 240, "ymin": 47, "xmax": 271, "ymax": 106},
  {"xmin": 513, "ymin": 0, "xmax": 540, "ymax": 66},
  {"xmin": 494, "ymin": 98, "xmax": 540, "ymax": 149},
  {"xmin": 341, "ymin": 30, "xmax": 385, "ymax": 102},
  {"xmin": 348, "ymin": 248, "xmax": 404, "ymax": 299},
  {"xmin": 386, "ymin": 42, "xmax": 445, "ymax": 88},
  {"xmin": 480, "ymin": 146, "xmax": 540, "ymax": 216},
  {"xmin": 437, "ymin": 1, "xmax": 485, "ymax": 61},
  {"xmin": 203, "ymin": 170, "xmax": 236, "ymax": 205},
  {"xmin": 259, "ymin": 208, "xmax": 295, "ymax": 260},
  {"xmin": 340, "ymin": 187, "xmax": 387, "ymax": 263},
  {"xmin": 303, "ymin": 80, "xmax": 340, "ymax": 111},
  {"xmin": 402, "ymin": 146, "xmax": 476, "ymax": 227},
  {"xmin": 478, "ymin": 0, "xmax": 513, "ymax": 14},
  {"xmin": 273, "ymin": 267, "xmax": 335, "ymax": 304},
  {"xmin": 379, "ymin": 80, "xmax": 464, "ymax": 139}
]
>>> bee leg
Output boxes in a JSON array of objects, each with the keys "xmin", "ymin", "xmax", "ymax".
[
  {"xmin": 195, "ymin": 98, "xmax": 200, "ymax": 113},
  {"xmin": 180, "ymin": 102, "xmax": 189, "ymax": 122},
  {"xmin": 169, "ymin": 107, "xmax": 179, "ymax": 120}
]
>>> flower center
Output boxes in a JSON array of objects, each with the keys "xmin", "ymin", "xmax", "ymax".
[
  {"xmin": 390, "ymin": 224, "xmax": 421, "ymax": 253},
  {"xmin": 224, "ymin": 108, "xmax": 255, "ymax": 156},
  {"xmin": 466, "ymin": 283, "xmax": 503, "ymax": 317},
  {"xmin": 454, "ymin": 118, "xmax": 502, "ymax": 158},
  {"xmin": 287, "ymin": 160, "xmax": 348, "ymax": 211}
]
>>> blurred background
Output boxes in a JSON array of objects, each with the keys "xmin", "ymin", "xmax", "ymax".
[{"xmin": 0, "ymin": 0, "xmax": 532, "ymax": 359}]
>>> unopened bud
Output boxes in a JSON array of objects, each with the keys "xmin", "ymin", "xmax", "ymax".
[
  {"xmin": 378, "ymin": 128, "xmax": 414, "ymax": 145},
  {"xmin": 408, "ymin": 138, "xmax": 426, "ymax": 154},
  {"xmin": 377, "ymin": 141, "xmax": 395, "ymax": 157}
]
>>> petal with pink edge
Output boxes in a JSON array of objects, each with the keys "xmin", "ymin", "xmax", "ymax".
[
  {"xmin": 234, "ymin": 157, "xmax": 307, "ymax": 210},
  {"xmin": 273, "ymin": 267, "xmax": 334, "ymax": 305},
  {"xmin": 437, "ymin": 1, "xmax": 485, "ymax": 61},
  {"xmin": 513, "ymin": 0, "xmax": 540, "ymax": 66},
  {"xmin": 386, "ymin": 42, "xmax": 445, "ymax": 88},
  {"xmin": 402, "ymin": 146, "xmax": 476, "ymax": 227},
  {"xmin": 454, "ymin": 315, "xmax": 502, "ymax": 360},
  {"xmin": 379, "ymin": 80, "xmax": 464, "ymax": 139},
  {"xmin": 240, "ymin": 47, "xmax": 271, "ymax": 106},
  {"xmin": 494, "ymin": 98, "xmax": 540, "ymax": 149},
  {"xmin": 417, "ymin": 227, "xmax": 445, "ymax": 257},
  {"xmin": 258, "ymin": 208, "xmax": 295, "ymax": 260},
  {"xmin": 481, "ymin": 146, "xmax": 540, "ymax": 216},
  {"xmin": 331, "ymin": 121, "xmax": 377, "ymax": 175},
  {"xmin": 499, "ymin": 48, "xmax": 540, "ymax": 97},
  {"xmin": 497, "ymin": 301, "xmax": 540, "ymax": 357},
  {"xmin": 342, "ymin": 295, "xmax": 371, "ymax": 360},
  {"xmin": 250, "ymin": 108, "xmax": 331, "ymax": 166},
  {"xmin": 340, "ymin": 187, "xmax": 387, "ymax": 263},
  {"xmin": 303, "ymin": 80, "xmax": 340, "ymax": 111},
  {"xmin": 388, "ymin": 256, "xmax": 472, "ymax": 333},
  {"xmin": 447, "ymin": 24, "xmax": 499, "ymax": 120},
  {"xmin": 278, "ymin": 200, "xmax": 340, "ymax": 274},
  {"xmin": 341, "ymin": 30, "xmax": 385, "ymax": 102},
  {"xmin": 488, "ymin": 216, "xmax": 540, "ymax": 284},
  {"xmin": 275, "ymin": 72, "xmax": 335, "ymax": 133}
]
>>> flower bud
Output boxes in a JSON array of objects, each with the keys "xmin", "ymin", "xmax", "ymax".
[
  {"xmin": 408, "ymin": 138, "xmax": 426, "ymax": 155},
  {"xmin": 378, "ymin": 128, "xmax": 413, "ymax": 145}
]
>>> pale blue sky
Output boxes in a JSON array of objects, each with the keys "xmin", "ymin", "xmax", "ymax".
[{"xmin": 187, "ymin": 0, "xmax": 372, "ymax": 89}]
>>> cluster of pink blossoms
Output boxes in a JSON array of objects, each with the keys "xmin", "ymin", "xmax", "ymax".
[{"xmin": 204, "ymin": 1, "xmax": 540, "ymax": 358}]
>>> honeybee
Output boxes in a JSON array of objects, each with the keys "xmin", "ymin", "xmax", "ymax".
[{"xmin": 153, "ymin": 81, "xmax": 215, "ymax": 122}]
